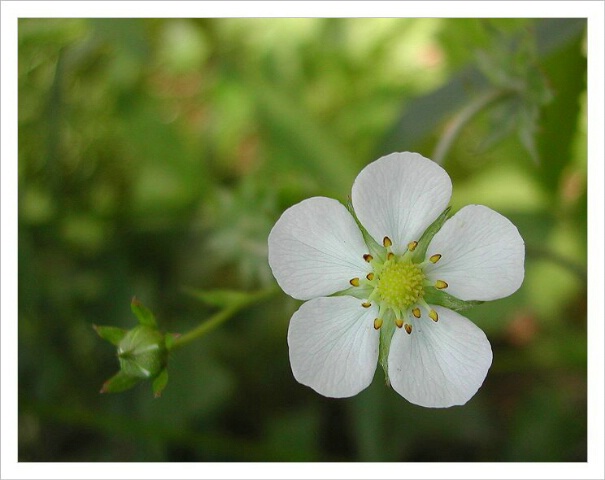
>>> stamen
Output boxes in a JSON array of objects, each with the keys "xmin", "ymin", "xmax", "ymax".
[
  {"xmin": 349, "ymin": 277, "xmax": 360, "ymax": 287},
  {"xmin": 407, "ymin": 241, "xmax": 418, "ymax": 252},
  {"xmin": 404, "ymin": 323, "xmax": 413, "ymax": 334},
  {"xmin": 374, "ymin": 318, "xmax": 383, "ymax": 330},
  {"xmin": 395, "ymin": 318, "xmax": 404, "ymax": 328},
  {"xmin": 419, "ymin": 298, "xmax": 436, "ymax": 321},
  {"xmin": 429, "ymin": 254, "xmax": 442, "ymax": 264},
  {"xmin": 412, "ymin": 307, "xmax": 421, "ymax": 318},
  {"xmin": 361, "ymin": 301, "xmax": 371, "ymax": 308},
  {"xmin": 383, "ymin": 236, "xmax": 392, "ymax": 248},
  {"xmin": 363, "ymin": 254, "xmax": 373, "ymax": 263},
  {"xmin": 435, "ymin": 280, "xmax": 448, "ymax": 289},
  {"xmin": 366, "ymin": 272, "xmax": 375, "ymax": 281},
  {"xmin": 387, "ymin": 252, "xmax": 395, "ymax": 260}
]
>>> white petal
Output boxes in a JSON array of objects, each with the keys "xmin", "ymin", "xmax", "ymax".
[
  {"xmin": 351, "ymin": 152, "xmax": 452, "ymax": 255},
  {"xmin": 388, "ymin": 307, "xmax": 492, "ymax": 408},
  {"xmin": 288, "ymin": 296, "xmax": 380, "ymax": 398},
  {"xmin": 425, "ymin": 205, "xmax": 525, "ymax": 301},
  {"xmin": 268, "ymin": 197, "xmax": 370, "ymax": 300}
]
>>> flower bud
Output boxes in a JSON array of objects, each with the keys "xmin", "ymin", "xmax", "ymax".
[
  {"xmin": 95, "ymin": 298, "xmax": 175, "ymax": 396},
  {"xmin": 117, "ymin": 325, "xmax": 168, "ymax": 379}
]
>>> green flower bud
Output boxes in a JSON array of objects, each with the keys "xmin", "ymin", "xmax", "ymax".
[
  {"xmin": 117, "ymin": 325, "xmax": 168, "ymax": 379},
  {"xmin": 95, "ymin": 298, "xmax": 177, "ymax": 396}
]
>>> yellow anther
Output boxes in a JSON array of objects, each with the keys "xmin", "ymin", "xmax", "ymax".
[
  {"xmin": 363, "ymin": 254, "xmax": 373, "ymax": 263},
  {"xmin": 404, "ymin": 323, "xmax": 413, "ymax": 334},
  {"xmin": 387, "ymin": 252, "xmax": 395, "ymax": 261},
  {"xmin": 435, "ymin": 280, "xmax": 448, "ymax": 289},
  {"xmin": 366, "ymin": 272, "xmax": 375, "ymax": 281},
  {"xmin": 361, "ymin": 301, "xmax": 371, "ymax": 308},
  {"xmin": 412, "ymin": 307, "xmax": 421, "ymax": 318},
  {"xmin": 374, "ymin": 318, "xmax": 383, "ymax": 330},
  {"xmin": 395, "ymin": 318, "xmax": 404, "ymax": 328},
  {"xmin": 350, "ymin": 277, "xmax": 360, "ymax": 287},
  {"xmin": 429, "ymin": 254, "xmax": 442, "ymax": 264},
  {"xmin": 407, "ymin": 241, "xmax": 418, "ymax": 252},
  {"xmin": 429, "ymin": 309, "xmax": 439, "ymax": 322},
  {"xmin": 383, "ymin": 236, "xmax": 392, "ymax": 248}
]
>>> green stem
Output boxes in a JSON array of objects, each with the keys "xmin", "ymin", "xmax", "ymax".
[
  {"xmin": 432, "ymin": 88, "xmax": 511, "ymax": 165},
  {"xmin": 526, "ymin": 244, "xmax": 586, "ymax": 282},
  {"xmin": 170, "ymin": 286, "xmax": 279, "ymax": 350}
]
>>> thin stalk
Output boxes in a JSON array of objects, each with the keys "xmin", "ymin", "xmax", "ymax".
[
  {"xmin": 526, "ymin": 244, "xmax": 586, "ymax": 283},
  {"xmin": 170, "ymin": 286, "xmax": 279, "ymax": 350},
  {"xmin": 432, "ymin": 88, "xmax": 511, "ymax": 165}
]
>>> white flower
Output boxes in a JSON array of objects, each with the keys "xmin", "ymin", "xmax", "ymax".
[{"xmin": 268, "ymin": 152, "xmax": 524, "ymax": 408}]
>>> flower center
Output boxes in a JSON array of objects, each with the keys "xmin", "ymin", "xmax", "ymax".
[
  {"xmin": 377, "ymin": 259, "xmax": 425, "ymax": 311},
  {"xmin": 349, "ymin": 236, "xmax": 449, "ymax": 333}
]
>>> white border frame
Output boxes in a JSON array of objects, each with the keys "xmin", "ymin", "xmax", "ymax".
[{"xmin": 2, "ymin": 2, "xmax": 603, "ymax": 479}]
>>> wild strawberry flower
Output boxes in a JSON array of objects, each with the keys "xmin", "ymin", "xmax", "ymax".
[{"xmin": 268, "ymin": 152, "xmax": 524, "ymax": 408}]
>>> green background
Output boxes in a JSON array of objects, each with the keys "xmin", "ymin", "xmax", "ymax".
[{"xmin": 19, "ymin": 18, "xmax": 587, "ymax": 462}]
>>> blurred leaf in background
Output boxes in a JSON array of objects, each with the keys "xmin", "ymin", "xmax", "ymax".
[{"xmin": 18, "ymin": 17, "xmax": 586, "ymax": 462}]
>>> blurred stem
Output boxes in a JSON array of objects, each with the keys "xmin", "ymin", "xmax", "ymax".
[
  {"xmin": 23, "ymin": 400, "xmax": 295, "ymax": 461},
  {"xmin": 526, "ymin": 244, "xmax": 586, "ymax": 282},
  {"xmin": 171, "ymin": 286, "xmax": 279, "ymax": 350},
  {"xmin": 432, "ymin": 88, "xmax": 512, "ymax": 165}
]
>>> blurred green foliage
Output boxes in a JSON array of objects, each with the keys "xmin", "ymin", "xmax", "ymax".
[{"xmin": 18, "ymin": 18, "xmax": 586, "ymax": 462}]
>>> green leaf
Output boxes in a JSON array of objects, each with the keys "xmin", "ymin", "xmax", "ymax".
[
  {"xmin": 423, "ymin": 287, "xmax": 484, "ymax": 312},
  {"xmin": 92, "ymin": 324, "xmax": 127, "ymax": 346},
  {"xmin": 236, "ymin": 67, "xmax": 356, "ymax": 194},
  {"xmin": 412, "ymin": 206, "xmax": 451, "ymax": 263},
  {"xmin": 100, "ymin": 371, "xmax": 140, "ymax": 394},
  {"xmin": 130, "ymin": 297, "xmax": 157, "ymax": 327},
  {"xmin": 152, "ymin": 369, "xmax": 169, "ymax": 398},
  {"xmin": 378, "ymin": 18, "xmax": 585, "ymax": 157},
  {"xmin": 534, "ymin": 24, "xmax": 586, "ymax": 194},
  {"xmin": 518, "ymin": 107, "xmax": 541, "ymax": 164}
]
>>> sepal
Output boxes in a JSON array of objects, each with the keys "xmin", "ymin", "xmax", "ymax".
[
  {"xmin": 378, "ymin": 313, "xmax": 396, "ymax": 385},
  {"xmin": 423, "ymin": 286, "xmax": 484, "ymax": 312},
  {"xmin": 164, "ymin": 332, "xmax": 181, "ymax": 351},
  {"xmin": 100, "ymin": 371, "xmax": 140, "ymax": 394},
  {"xmin": 130, "ymin": 296, "xmax": 157, "ymax": 328},
  {"xmin": 346, "ymin": 198, "xmax": 386, "ymax": 261},
  {"xmin": 412, "ymin": 206, "xmax": 451, "ymax": 263},
  {"xmin": 152, "ymin": 369, "xmax": 169, "ymax": 398},
  {"xmin": 92, "ymin": 324, "xmax": 127, "ymax": 346}
]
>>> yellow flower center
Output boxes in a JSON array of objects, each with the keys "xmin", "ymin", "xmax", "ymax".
[
  {"xmin": 349, "ymin": 236, "xmax": 448, "ymax": 333},
  {"xmin": 377, "ymin": 259, "xmax": 425, "ymax": 311}
]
